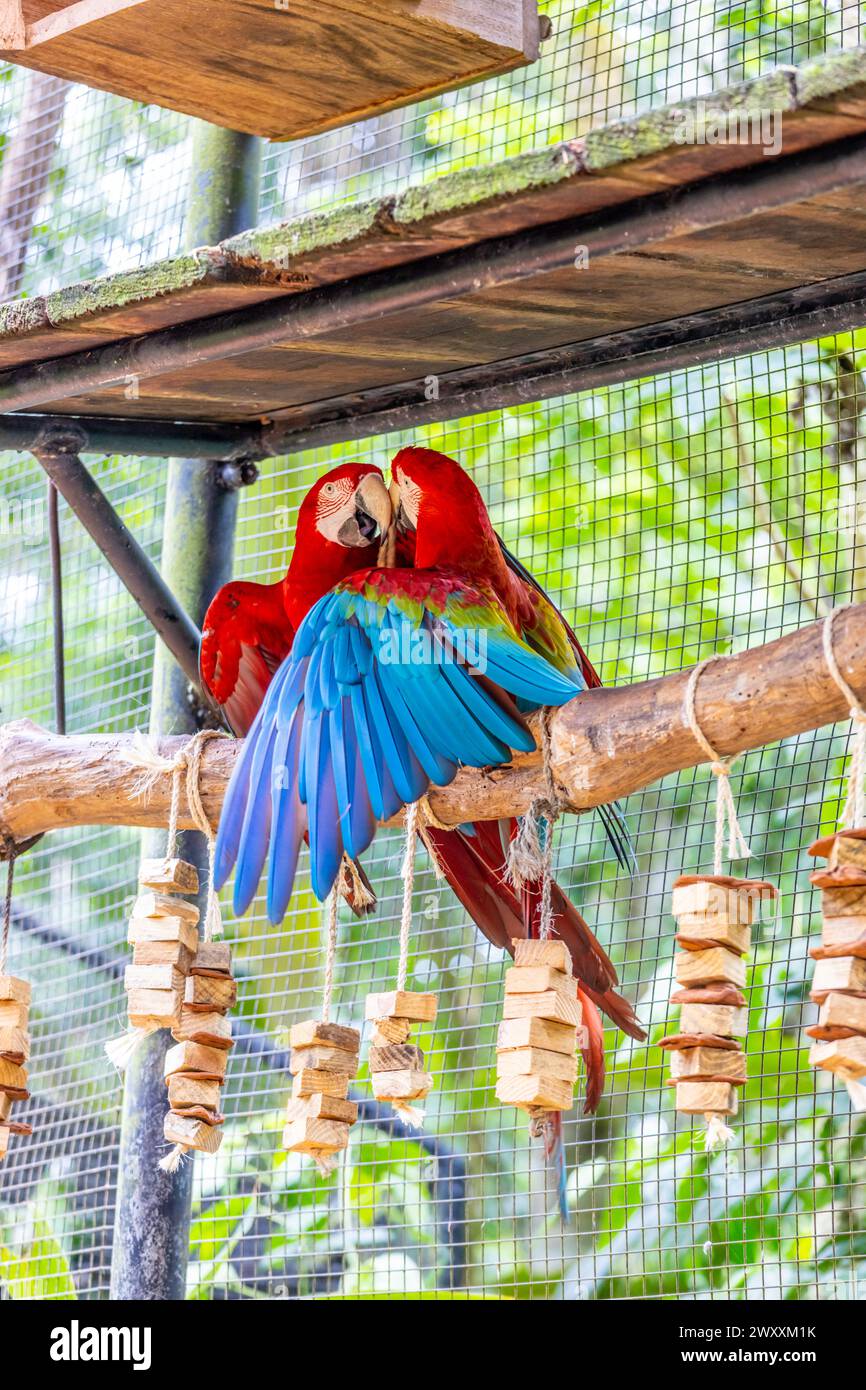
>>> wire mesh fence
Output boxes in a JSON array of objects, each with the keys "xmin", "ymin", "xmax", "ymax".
[
  {"xmin": 1, "ymin": 331, "xmax": 865, "ymax": 1299},
  {"xmin": 0, "ymin": 0, "xmax": 862, "ymax": 297}
]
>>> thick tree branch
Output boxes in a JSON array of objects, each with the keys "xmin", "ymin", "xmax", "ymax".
[{"xmin": 0, "ymin": 605, "xmax": 862, "ymax": 847}]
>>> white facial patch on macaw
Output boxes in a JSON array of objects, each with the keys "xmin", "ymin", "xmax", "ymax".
[
  {"xmin": 314, "ymin": 476, "xmax": 362, "ymax": 545},
  {"xmin": 396, "ymin": 469, "xmax": 422, "ymax": 528}
]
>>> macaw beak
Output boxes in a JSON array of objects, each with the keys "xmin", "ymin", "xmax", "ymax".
[
  {"xmin": 348, "ymin": 473, "xmax": 392, "ymax": 546},
  {"xmin": 389, "ymin": 475, "xmax": 414, "ymax": 535}
]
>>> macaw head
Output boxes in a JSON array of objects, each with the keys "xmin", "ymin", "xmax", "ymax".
[
  {"xmin": 295, "ymin": 461, "xmax": 392, "ymax": 551},
  {"xmin": 389, "ymin": 446, "xmax": 495, "ymax": 569},
  {"xmin": 284, "ymin": 462, "xmax": 392, "ymax": 625}
]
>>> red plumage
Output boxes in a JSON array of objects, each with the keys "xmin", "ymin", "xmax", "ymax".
[
  {"xmin": 390, "ymin": 446, "xmax": 645, "ymax": 1112},
  {"xmin": 200, "ymin": 461, "xmax": 389, "ymax": 914}
]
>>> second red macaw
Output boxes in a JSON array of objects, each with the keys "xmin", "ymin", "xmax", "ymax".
[
  {"xmin": 388, "ymin": 447, "xmax": 644, "ymax": 1114},
  {"xmin": 201, "ymin": 461, "xmax": 392, "ymax": 914}
]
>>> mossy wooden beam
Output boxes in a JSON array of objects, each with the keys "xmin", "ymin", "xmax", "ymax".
[
  {"xmin": 1, "ymin": 43, "xmax": 865, "ymax": 375},
  {"xmin": 2, "ymin": 603, "xmax": 863, "ymax": 848}
]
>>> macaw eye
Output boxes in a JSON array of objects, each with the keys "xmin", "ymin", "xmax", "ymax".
[{"xmin": 322, "ymin": 482, "xmax": 337, "ymax": 497}]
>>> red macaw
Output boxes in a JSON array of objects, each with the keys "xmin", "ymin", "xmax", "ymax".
[
  {"xmin": 200, "ymin": 462, "xmax": 392, "ymax": 737},
  {"xmin": 201, "ymin": 461, "xmax": 392, "ymax": 913},
  {"xmin": 213, "ymin": 482, "xmax": 585, "ymax": 910},
  {"xmin": 387, "ymin": 447, "xmax": 644, "ymax": 1116}
]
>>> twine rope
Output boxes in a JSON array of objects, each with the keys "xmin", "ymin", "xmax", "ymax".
[
  {"xmin": 121, "ymin": 728, "xmax": 229, "ymax": 940},
  {"xmin": 398, "ymin": 800, "xmax": 420, "ymax": 991},
  {"xmin": 182, "ymin": 729, "xmax": 228, "ymax": 941},
  {"xmin": 321, "ymin": 889, "xmax": 338, "ymax": 1024},
  {"xmin": 416, "ymin": 797, "xmax": 447, "ymax": 882},
  {"xmin": 0, "ymin": 846, "xmax": 15, "ymax": 976},
  {"xmin": 506, "ymin": 710, "xmax": 562, "ymax": 901},
  {"xmin": 537, "ymin": 713, "xmax": 557, "ymax": 942},
  {"xmin": 822, "ymin": 604, "xmax": 866, "ymax": 829},
  {"xmin": 684, "ymin": 656, "xmax": 752, "ymax": 875}
]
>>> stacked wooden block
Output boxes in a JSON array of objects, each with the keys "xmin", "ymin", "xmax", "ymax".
[
  {"xmin": 0, "ymin": 975, "xmax": 32, "ymax": 1160},
  {"xmin": 661, "ymin": 876, "xmax": 774, "ymax": 1125},
  {"xmin": 165, "ymin": 942, "xmax": 236, "ymax": 1157},
  {"xmin": 496, "ymin": 939, "xmax": 584, "ymax": 1115},
  {"xmin": 806, "ymin": 830, "xmax": 866, "ymax": 1089},
  {"xmin": 284, "ymin": 1020, "xmax": 361, "ymax": 1162},
  {"xmin": 126, "ymin": 857, "xmax": 200, "ymax": 1033},
  {"xmin": 365, "ymin": 990, "xmax": 437, "ymax": 1115}
]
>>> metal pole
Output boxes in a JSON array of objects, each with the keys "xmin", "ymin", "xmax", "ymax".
[
  {"xmin": 34, "ymin": 440, "xmax": 204, "ymax": 690},
  {"xmin": 110, "ymin": 124, "xmax": 261, "ymax": 1302},
  {"xmin": 46, "ymin": 479, "xmax": 65, "ymax": 735},
  {"xmin": 0, "ymin": 412, "xmax": 264, "ymax": 460},
  {"xmin": 0, "ymin": 132, "xmax": 864, "ymax": 414}
]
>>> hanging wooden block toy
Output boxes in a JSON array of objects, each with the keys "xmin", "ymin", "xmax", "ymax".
[
  {"xmin": 284, "ymin": 891, "xmax": 360, "ymax": 1176},
  {"xmin": 0, "ymin": 852, "xmax": 33, "ymax": 1161},
  {"xmin": 806, "ymin": 830, "xmax": 866, "ymax": 1105},
  {"xmin": 804, "ymin": 606, "xmax": 866, "ymax": 1109},
  {"xmin": 364, "ymin": 803, "xmax": 437, "ymax": 1129},
  {"xmin": 659, "ymin": 656, "xmax": 778, "ymax": 1148},
  {"xmin": 661, "ymin": 874, "xmax": 776, "ymax": 1145},
  {"xmin": 161, "ymin": 940, "xmax": 236, "ymax": 1170},
  {"xmin": 107, "ymin": 731, "xmax": 235, "ymax": 1169},
  {"xmin": 494, "ymin": 715, "xmax": 587, "ymax": 1142},
  {"xmin": 495, "ymin": 938, "xmax": 584, "ymax": 1117},
  {"xmin": 106, "ymin": 853, "xmax": 201, "ymax": 1070}
]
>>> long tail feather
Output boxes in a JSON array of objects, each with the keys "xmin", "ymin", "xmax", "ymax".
[
  {"xmin": 596, "ymin": 800, "xmax": 637, "ymax": 875},
  {"xmin": 576, "ymin": 985, "xmax": 606, "ymax": 1114}
]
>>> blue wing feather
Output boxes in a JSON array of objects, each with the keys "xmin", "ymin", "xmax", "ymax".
[
  {"xmin": 216, "ymin": 570, "xmax": 584, "ymax": 917},
  {"xmin": 232, "ymin": 718, "xmax": 278, "ymax": 916},
  {"xmin": 266, "ymin": 708, "xmax": 305, "ymax": 923}
]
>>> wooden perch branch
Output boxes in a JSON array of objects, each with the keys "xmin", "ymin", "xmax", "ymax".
[{"xmin": 1, "ymin": 604, "xmax": 863, "ymax": 848}]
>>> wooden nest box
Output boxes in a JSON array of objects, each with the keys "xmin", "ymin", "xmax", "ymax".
[{"xmin": 0, "ymin": 0, "xmax": 541, "ymax": 139}]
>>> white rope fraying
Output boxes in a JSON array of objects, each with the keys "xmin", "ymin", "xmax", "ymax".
[
  {"xmin": 313, "ymin": 1152, "xmax": 339, "ymax": 1178},
  {"xmin": 105, "ymin": 1021, "xmax": 159, "ymax": 1072},
  {"xmin": 822, "ymin": 604, "xmax": 866, "ymax": 830},
  {"xmin": 391, "ymin": 1102, "xmax": 426, "ymax": 1129},
  {"xmin": 684, "ymin": 656, "xmax": 752, "ymax": 875},
  {"xmin": 703, "ymin": 1113, "xmax": 736, "ymax": 1150},
  {"xmin": 158, "ymin": 1143, "xmax": 190, "ymax": 1173},
  {"xmin": 841, "ymin": 1074, "xmax": 866, "ymax": 1111},
  {"xmin": 397, "ymin": 801, "xmax": 420, "ymax": 992},
  {"xmin": 321, "ymin": 889, "xmax": 338, "ymax": 1024}
]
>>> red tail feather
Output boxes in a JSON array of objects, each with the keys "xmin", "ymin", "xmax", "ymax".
[
  {"xmin": 424, "ymin": 822, "xmax": 644, "ymax": 1038},
  {"xmin": 576, "ymin": 985, "xmax": 606, "ymax": 1113},
  {"xmin": 423, "ymin": 819, "xmax": 645, "ymax": 1112}
]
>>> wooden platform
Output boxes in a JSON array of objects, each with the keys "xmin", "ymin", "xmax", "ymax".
[
  {"xmin": 2, "ymin": 47, "xmax": 866, "ymax": 442},
  {"xmin": 0, "ymin": 0, "xmax": 538, "ymax": 140}
]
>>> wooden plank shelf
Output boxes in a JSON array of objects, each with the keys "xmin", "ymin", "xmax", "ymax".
[
  {"xmin": 1, "ymin": 47, "xmax": 866, "ymax": 434},
  {"xmin": 0, "ymin": 0, "xmax": 539, "ymax": 139}
]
